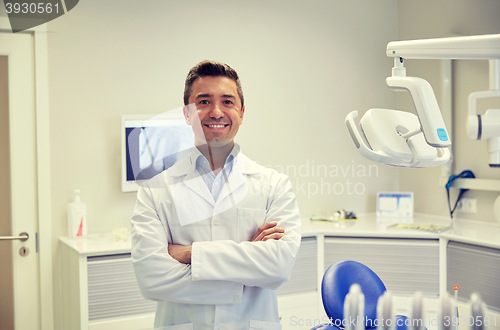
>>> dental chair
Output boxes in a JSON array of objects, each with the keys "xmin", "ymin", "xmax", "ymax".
[
  {"xmin": 311, "ymin": 260, "xmax": 417, "ymax": 330},
  {"xmin": 311, "ymin": 260, "xmax": 387, "ymax": 330},
  {"xmin": 312, "ymin": 260, "xmax": 486, "ymax": 330}
]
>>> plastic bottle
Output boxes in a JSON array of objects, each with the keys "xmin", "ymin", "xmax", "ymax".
[{"xmin": 67, "ymin": 189, "xmax": 87, "ymax": 237}]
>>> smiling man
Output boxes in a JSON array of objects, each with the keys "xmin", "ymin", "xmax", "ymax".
[
  {"xmin": 131, "ymin": 60, "xmax": 301, "ymax": 330},
  {"xmin": 183, "ymin": 72, "xmax": 244, "ymax": 177}
]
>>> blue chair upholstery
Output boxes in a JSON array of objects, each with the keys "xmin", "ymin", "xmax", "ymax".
[
  {"xmin": 322, "ymin": 260, "xmax": 387, "ymax": 328},
  {"xmin": 312, "ymin": 261, "xmax": 424, "ymax": 330}
]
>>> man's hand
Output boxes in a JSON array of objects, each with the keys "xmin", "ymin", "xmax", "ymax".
[
  {"xmin": 168, "ymin": 244, "xmax": 192, "ymax": 264},
  {"xmin": 250, "ymin": 221, "xmax": 285, "ymax": 242}
]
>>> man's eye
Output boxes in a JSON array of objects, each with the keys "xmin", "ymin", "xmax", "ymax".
[
  {"xmin": 199, "ymin": 100, "xmax": 209, "ymax": 105},
  {"xmin": 223, "ymin": 100, "xmax": 233, "ymax": 105}
]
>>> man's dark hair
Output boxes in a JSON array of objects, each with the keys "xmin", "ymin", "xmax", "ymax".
[{"xmin": 184, "ymin": 60, "xmax": 244, "ymax": 109}]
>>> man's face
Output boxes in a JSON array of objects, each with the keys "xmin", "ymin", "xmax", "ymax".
[{"xmin": 184, "ymin": 76, "xmax": 245, "ymax": 146}]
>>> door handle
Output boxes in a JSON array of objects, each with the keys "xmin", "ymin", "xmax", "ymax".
[{"xmin": 0, "ymin": 232, "xmax": 29, "ymax": 241}]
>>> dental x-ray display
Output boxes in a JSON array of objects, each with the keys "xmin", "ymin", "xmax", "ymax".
[{"xmin": 121, "ymin": 110, "xmax": 195, "ymax": 192}]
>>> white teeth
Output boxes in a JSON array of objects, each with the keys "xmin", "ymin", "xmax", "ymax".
[{"xmin": 208, "ymin": 124, "xmax": 226, "ymax": 128}]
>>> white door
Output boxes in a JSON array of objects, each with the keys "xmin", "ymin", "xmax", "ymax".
[{"xmin": 0, "ymin": 30, "xmax": 40, "ymax": 329}]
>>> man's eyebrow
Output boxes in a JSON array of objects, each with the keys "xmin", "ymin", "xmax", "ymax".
[
  {"xmin": 221, "ymin": 94, "xmax": 236, "ymax": 99},
  {"xmin": 195, "ymin": 93, "xmax": 212, "ymax": 99}
]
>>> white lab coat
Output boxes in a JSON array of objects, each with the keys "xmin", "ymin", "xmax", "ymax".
[{"xmin": 131, "ymin": 149, "xmax": 301, "ymax": 330}]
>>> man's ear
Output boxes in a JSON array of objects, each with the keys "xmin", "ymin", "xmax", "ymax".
[
  {"xmin": 239, "ymin": 106, "xmax": 245, "ymax": 125},
  {"xmin": 183, "ymin": 105, "xmax": 191, "ymax": 125}
]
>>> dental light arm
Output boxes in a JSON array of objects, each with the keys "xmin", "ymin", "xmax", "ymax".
[
  {"xmin": 386, "ymin": 34, "xmax": 500, "ymax": 60},
  {"xmin": 386, "ymin": 75, "xmax": 450, "ymax": 148},
  {"xmin": 347, "ymin": 33, "xmax": 500, "ymax": 168}
]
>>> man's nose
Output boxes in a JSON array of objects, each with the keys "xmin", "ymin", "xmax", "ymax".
[{"xmin": 209, "ymin": 103, "xmax": 224, "ymax": 118}]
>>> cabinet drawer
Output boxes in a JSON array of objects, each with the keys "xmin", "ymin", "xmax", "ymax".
[
  {"xmin": 324, "ymin": 237, "xmax": 439, "ymax": 296},
  {"xmin": 278, "ymin": 237, "xmax": 318, "ymax": 295},
  {"xmin": 447, "ymin": 241, "xmax": 500, "ymax": 313},
  {"xmin": 87, "ymin": 253, "xmax": 156, "ymax": 321}
]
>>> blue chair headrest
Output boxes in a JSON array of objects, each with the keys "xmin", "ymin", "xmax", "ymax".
[{"xmin": 321, "ymin": 260, "xmax": 386, "ymax": 327}]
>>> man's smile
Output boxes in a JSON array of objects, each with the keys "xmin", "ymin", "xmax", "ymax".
[{"xmin": 204, "ymin": 123, "xmax": 229, "ymax": 128}]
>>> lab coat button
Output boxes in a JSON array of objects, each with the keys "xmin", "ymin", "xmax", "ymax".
[
  {"xmin": 213, "ymin": 218, "xmax": 221, "ymax": 225},
  {"xmin": 233, "ymin": 294, "xmax": 241, "ymax": 303},
  {"xmin": 192, "ymin": 274, "xmax": 200, "ymax": 281}
]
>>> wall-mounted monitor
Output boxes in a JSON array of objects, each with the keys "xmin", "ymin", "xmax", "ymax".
[{"xmin": 121, "ymin": 109, "xmax": 194, "ymax": 192}]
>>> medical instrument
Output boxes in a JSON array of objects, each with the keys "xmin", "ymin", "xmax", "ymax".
[
  {"xmin": 344, "ymin": 284, "xmax": 365, "ymax": 330},
  {"xmin": 469, "ymin": 294, "xmax": 487, "ymax": 330},
  {"xmin": 333, "ymin": 210, "xmax": 357, "ymax": 220},
  {"xmin": 454, "ymin": 285, "xmax": 459, "ymax": 330},
  {"xmin": 346, "ymin": 33, "xmax": 500, "ymax": 168},
  {"xmin": 440, "ymin": 295, "xmax": 454, "ymax": 330},
  {"xmin": 377, "ymin": 291, "xmax": 394, "ymax": 330},
  {"xmin": 410, "ymin": 291, "xmax": 424, "ymax": 330}
]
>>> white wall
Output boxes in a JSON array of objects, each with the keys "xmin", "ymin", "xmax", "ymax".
[
  {"xmin": 397, "ymin": 0, "xmax": 500, "ymax": 222},
  {"xmin": 47, "ymin": 0, "xmax": 400, "ymax": 327},
  {"xmin": 47, "ymin": 0, "xmax": 401, "ymax": 230}
]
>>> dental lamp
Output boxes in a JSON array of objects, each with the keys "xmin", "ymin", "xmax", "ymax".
[{"xmin": 346, "ymin": 33, "xmax": 500, "ymax": 168}]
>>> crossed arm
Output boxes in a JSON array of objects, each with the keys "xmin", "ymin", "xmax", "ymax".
[
  {"xmin": 132, "ymin": 173, "xmax": 301, "ymax": 303},
  {"xmin": 168, "ymin": 221, "xmax": 286, "ymax": 264}
]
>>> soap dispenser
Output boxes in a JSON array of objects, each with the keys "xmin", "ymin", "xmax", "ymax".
[{"xmin": 67, "ymin": 189, "xmax": 87, "ymax": 237}]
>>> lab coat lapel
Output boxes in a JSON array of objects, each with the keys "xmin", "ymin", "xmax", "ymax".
[
  {"xmin": 183, "ymin": 171, "xmax": 215, "ymax": 207},
  {"xmin": 217, "ymin": 153, "xmax": 259, "ymax": 207},
  {"xmin": 167, "ymin": 153, "xmax": 216, "ymax": 226},
  {"xmin": 167, "ymin": 152, "xmax": 215, "ymax": 207}
]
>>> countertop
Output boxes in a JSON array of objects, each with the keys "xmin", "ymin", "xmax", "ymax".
[
  {"xmin": 301, "ymin": 213, "xmax": 452, "ymax": 239},
  {"xmin": 440, "ymin": 217, "xmax": 500, "ymax": 249},
  {"xmin": 60, "ymin": 213, "xmax": 500, "ymax": 255}
]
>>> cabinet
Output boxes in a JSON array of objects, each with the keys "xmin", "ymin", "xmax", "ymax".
[
  {"xmin": 86, "ymin": 254, "xmax": 156, "ymax": 321},
  {"xmin": 446, "ymin": 241, "xmax": 500, "ymax": 313},
  {"xmin": 278, "ymin": 237, "xmax": 319, "ymax": 330},
  {"xmin": 59, "ymin": 236, "xmax": 319, "ymax": 330},
  {"xmin": 59, "ymin": 238, "xmax": 155, "ymax": 330},
  {"xmin": 324, "ymin": 237, "xmax": 439, "ymax": 296},
  {"xmin": 62, "ymin": 214, "xmax": 499, "ymax": 330}
]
